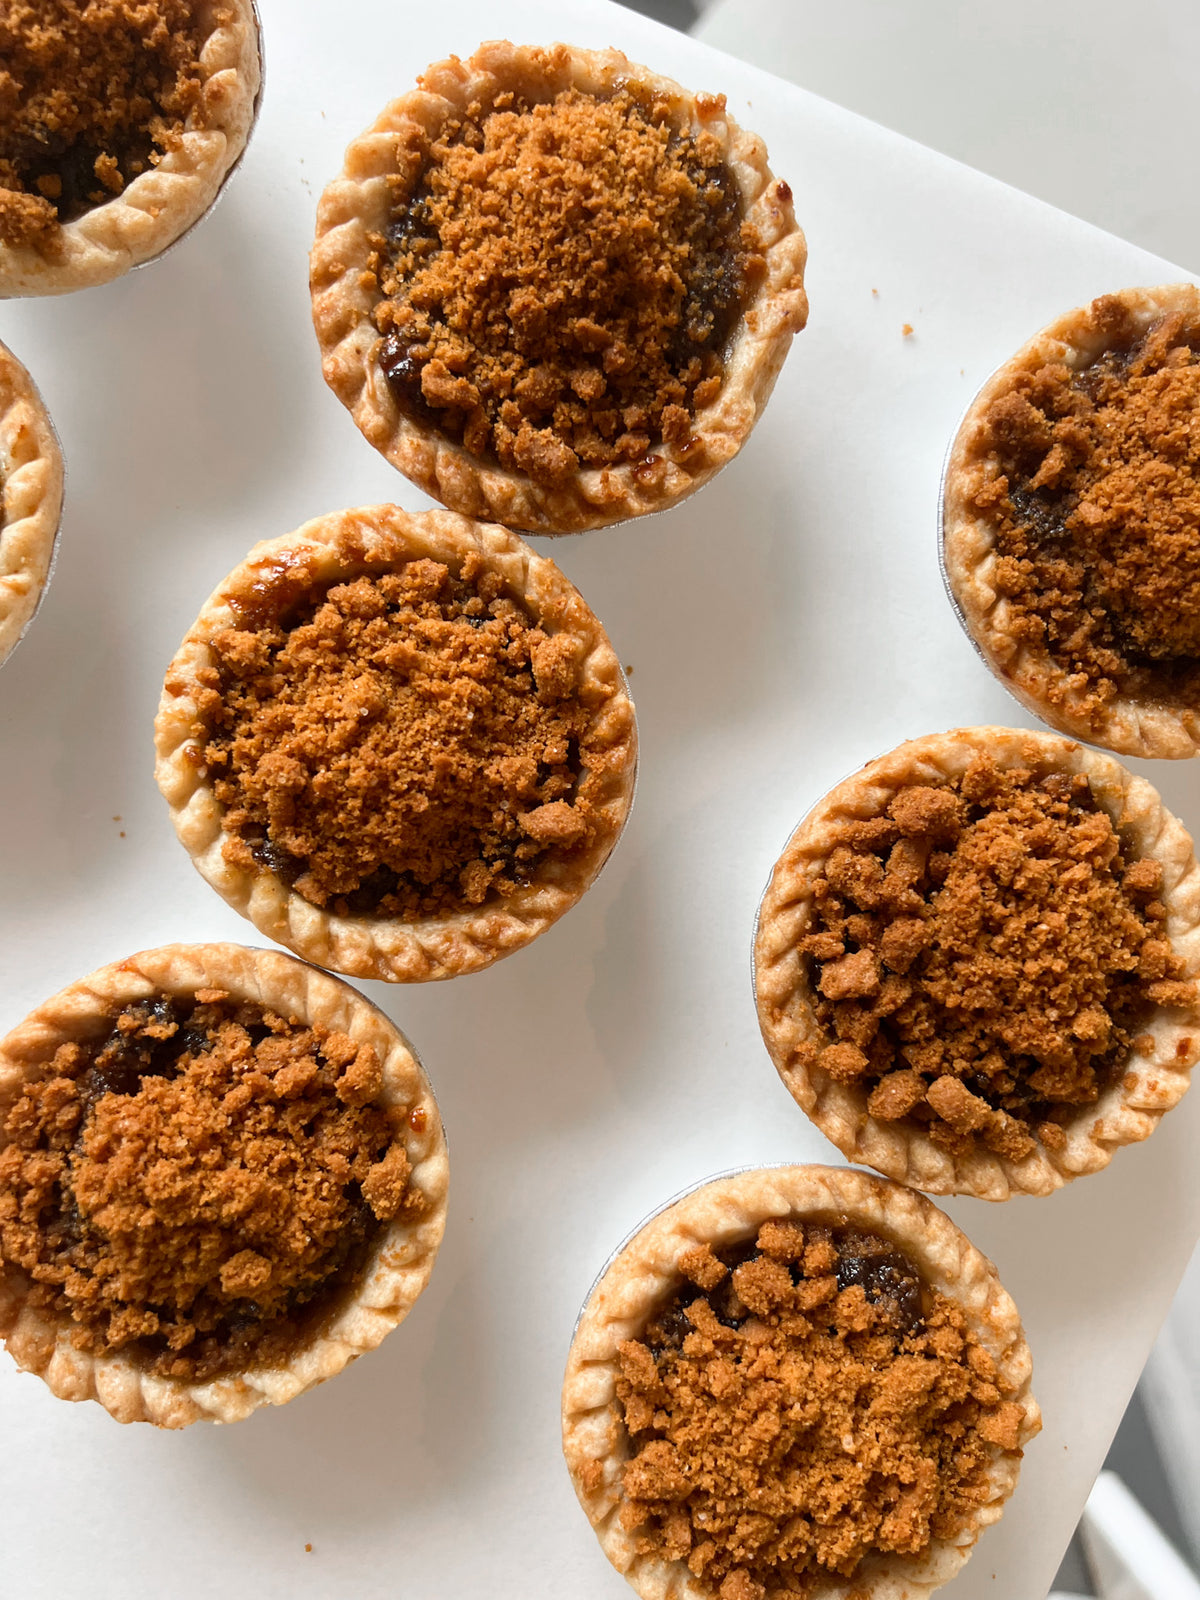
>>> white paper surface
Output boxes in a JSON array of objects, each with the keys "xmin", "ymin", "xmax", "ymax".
[{"xmin": 1, "ymin": 2, "xmax": 1197, "ymax": 1597}]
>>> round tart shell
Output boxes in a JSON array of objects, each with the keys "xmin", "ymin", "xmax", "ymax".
[
  {"xmin": 0, "ymin": 942, "xmax": 449, "ymax": 1428},
  {"xmin": 941, "ymin": 284, "xmax": 1200, "ymax": 760},
  {"xmin": 754, "ymin": 727, "xmax": 1200, "ymax": 1201},
  {"xmin": 310, "ymin": 40, "xmax": 809, "ymax": 535},
  {"xmin": 0, "ymin": 0, "xmax": 261, "ymax": 297},
  {"xmin": 562, "ymin": 1164, "xmax": 1039, "ymax": 1600},
  {"xmin": 155, "ymin": 504, "xmax": 638, "ymax": 982},
  {"xmin": 0, "ymin": 341, "xmax": 63, "ymax": 666}
]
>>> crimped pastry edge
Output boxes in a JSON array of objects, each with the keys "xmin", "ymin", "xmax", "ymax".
[
  {"xmin": 310, "ymin": 39, "xmax": 808, "ymax": 534},
  {"xmin": 562, "ymin": 1164, "xmax": 1039, "ymax": 1600},
  {"xmin": 154, "ymin": 504, "xmax": 638, "ymax": 981},
  {"xmin": 753, "ymin": 727, "xmax": 1200, "ymax": 1201},
  {"xmin": 0, "ymin": 0, "xmax": 261, "ymax": 297},
  {"xmin": 0, "ymin": 340, "xmax": 64, "ymax": 666},
  {"xmin": 941, "ymin": 284, "xmax": 1200, "ymax": 760},
  {"xmin": 0, "ymin": 942, "xmax": 449, "ymax": 1427}
]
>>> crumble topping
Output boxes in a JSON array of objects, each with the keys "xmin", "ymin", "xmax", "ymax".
[
  {"xmin": 974, "ymin": 296, "xmax": 1200, "ymax": 720},
  {"xmin": 792, "ymin": 756, "xmax": 1194, "ymax": 1161},
  {"xmin": 614, "ymin": 1220, "xmax": 1026, "ymax": 1597},
  {"xmin": 197, "ymin": 555, "xmax": 601, "ymax": 920},
  {"xmin": 0, "ymin": 991, "xmax": 422, "ymax": 1381},
  {"xmin": 372, "ymin": 86, "xmax": 763, "ymax": 486},
  {"xmin": 0, "ymin": 0, "xmax": 205, "ymax": 252}
]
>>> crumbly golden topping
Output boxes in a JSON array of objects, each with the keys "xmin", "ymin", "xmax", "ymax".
[
  {"xmin": 0, "ymin": 991, "xmax": 421, "ymax": 1381},
  {"xmin": 793, "ymin": 757, "xmax": 1194, "ymax": 1161},
  {"xmin": 974, "ymin": 297, "xmax": 1200, "ymax": 719},
  {"xmin": 372, "ymin": 86, "xmax": 762, "ymax": 486},
  {"xmin": 611, "ymin": 1220, "xmax": 1026, "ymax": 1598},
  {"xmin": 197, "ymin": 555, "xmax": 600, "ymax": 920},
  {"xmin": 0, "ymin": 0, "xmax": 205, "ymax": 251}
]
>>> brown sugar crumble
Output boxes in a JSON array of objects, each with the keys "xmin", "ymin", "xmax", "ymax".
[
  {"xmin": 0, "ymin": 991, "xmax": 423, "ymax": 1381},
  {"xmin": 976, "ymin": 297, "xmax": 1200, "ymax": 720},
  {"xmin": 0, "ymin": 1, "xmax": 205, "ymax": 252},
  {"xmin": 371, "ymin": 87, "xmax": 764, "ymax": 486},
  {"xmin": 616, "ymin": 1221, "xmax": 1027, "ymax": 1597},
  {"xmin": 793, "ymin": 756, "xmax": 1195, "ymax": 1161},
  {"xmin": 198, "ymin": 555, "xmax": 602, "ymax": 920}
]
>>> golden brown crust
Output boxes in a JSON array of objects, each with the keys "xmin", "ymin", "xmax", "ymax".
[
  {"xmin": 0, "ymin": 0, "xmax": 261, "ymax": 297},
  {"xmin": 942, "ymin": 284, "xmax": 1200, "ymax": 760},
  {"xmin": 310, "ymin": 40, "xmax": 808, "ymax": 535},
  {"xmin": 154, "ymin": 504, "xmax": 638, "ymax": 981},
  {"xmin": 562, "ymin": 1165, "xmax": 1039, "ymax": 1600},
  {"xmin": 0, "ymin": 340, "xmax": 64, "ymax": 666},
  {"xmin": 0, "ymin": 942, "xmax": 449, "ymax": 1427},
  {"xmin": 754, "ymin": 728, "xmax": 1200, "ymax": 1200}
]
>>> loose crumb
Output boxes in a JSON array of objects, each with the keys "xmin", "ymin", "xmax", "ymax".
[
  {"xmin": 794, "ymin": 756, "xmax": 1193, "ymax": 1158},
  {"xmin": 0, "ymin": 992, "xmax": 422, "ymax": 1380},
  {"xmin": 902, "ymin": 323, "xmax": 913, "ymax": 337},
  {"xmin": 616, "ymin": 1221, "xmax": 1027, "ymax": 1595},
  {"xmin": 372, "ymin": 86, "xmax": 763, "ymax": 484},
  {"xmin": 0, "ymin": 0, "xmax": 205, "ymax": 251},
  {"xmin": 976, "ymin": 296, "xmax": 1200, "ymax": 718},
  {"xmin": 201, "ymin": 557, "xmax": 601, "ymax": 920}
]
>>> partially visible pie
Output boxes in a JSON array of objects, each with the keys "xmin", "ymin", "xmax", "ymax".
[
  {"xmin": 155, "ymin": 504, "xmax": 638, "ymax": 982},
  {"xmin": 311, "ymin": 41, "xmax": 808, "ymax": 534},
  {"xmin": 0, "ymin": 339, "xmax": 63, "ymax": 666},
  {"xmin": 0, "ymin": 0, "xmax": 261, "ymax": 296},
  {"xmin": 942, "ymin": 285, "xmax": 1200, "ymax": 759},
  {"xmin": 562, "ymin": 1164, "xmax": 1039, "ymax": 1600},
  {"xmin": 0, "ymin": 943, "xmax": 449, "ymax": 1427},
  {"xmin": 754, "ymin": 728, "xmax": 1200, "ymax": 1200}
]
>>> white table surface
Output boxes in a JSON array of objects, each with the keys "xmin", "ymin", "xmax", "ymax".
[{"xmin": 1, "ymin": 2, "xmax": 1197, "ymax": 1596}]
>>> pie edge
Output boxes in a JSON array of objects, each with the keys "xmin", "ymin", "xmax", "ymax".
[{"xmin": 0, "ymin": 340, "xmax": 64, "ymax": 666}]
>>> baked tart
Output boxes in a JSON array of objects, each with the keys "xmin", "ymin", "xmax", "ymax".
[
  {"xmin": 754, "ymin": 728, "xmax": 1200, "ymax": 1201},
  {"xmin": 0, "ymin": 943, "xmax": 449, "ymax": 1427},
  {"xmin": 310, "ymin": 41, "xmax": 808, "ymax": 534},
  {"xmin": 155, "ymin": 504, "xmax": 638, "ymax": 982},
  {"xmin": 0, "ymin": 0, "xmax": 261, "ymax": 296},
  {"xmin": 942, "ymin": 285, "xmax": 1200, "ymax": 759},
  {"xmin": 0, "ymin": 339, "xmax": 63, "ymax": 666},
  {"xmin": 563, "ymin": 1164, "xmax": 1039, "ymax": 1600}
]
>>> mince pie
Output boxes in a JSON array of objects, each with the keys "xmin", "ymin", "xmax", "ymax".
[
  {"xmin": 754, "ymin": 728, "xmax": 1200, "ymax": 1199},
  {"xmin": 0, "ymin": 943, "xmax": 449, "ymax": 1426},
  {"xmin": 942, "ymin": 285, "xmax": 1200, "ymax": 759},
  {"xmin": 155, "ymin": 504, "xmax": 638, "ymax": 982},
  {"xmin": 0, "ymin": 340, "xmax": 63, "ymax": 665},
  {"xmin": 311, "ymin": 41, "xmax": 808, "ymax": 533},
  {"xmin": 0, "ymin": 0, "xmax": 261, "ymax": 295},
  {"xmin": 563, "ymin": 1164, "xmax": 1039, "ymax": 1599}
]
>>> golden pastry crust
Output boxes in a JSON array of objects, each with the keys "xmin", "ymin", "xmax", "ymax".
[
  {"xmin": 0, "ymin": 0, "xmax": 261, "ymax": 297},
  {"xmin": 754, "ymin": 728, "xmax": 1200, "ymax": 1200},
  {"xmin": 310, "ymin": 40, "xmax": 808, "ymax": 535},
  {"xmin": 942, "ymin": 285, "xmax": 1200, "ymax": 760},
  {"xmin": 155, "ymin": 503, "xmax": 638, "ymax": 982},
  {"xmin": 0, "ymin": 942, "xmax": 449, "ymax": 1427},
  {"xmin": 562, "ymin": 1164, "xmax": 1039, "ymax": 1600},
  {"xmin": 0, "ymin": 341, "xmax": 63, "ymax": 665}
]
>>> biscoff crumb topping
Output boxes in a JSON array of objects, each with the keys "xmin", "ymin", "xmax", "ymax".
[
  {"xmin": 0, "ymin": 0, "xmax": 205, "ymax": 252},
  {"xmin": 0, "ymin": 991, "xmax": 422, "ymax": 1381},
  {"xmin": 793, "ymin": 756, "xmax": 1194, "ymax": 1162},
  {"xmin": 197, "ymin": 555, "xmax": 601, "ymax": 920},
  {"xmin": 974, "ymin": 297, "xmax": 1200, "ymax": 719},
  {"xmin": 615, "ymin": 1221, "xmax": 1026, "ymax": 1598},
  {"xmin": 372, "ymin": 86, "xmax": 762, "ymax": 487}
]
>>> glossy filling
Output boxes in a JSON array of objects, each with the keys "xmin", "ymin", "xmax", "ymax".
[
  {"xmin": 613, "ymin": 1218, "xmax": 1026, "ymax": 1596},
  {"xmin": 0, "ymin": 991, "xmax": 421, "ymax": 1381},
  {"xmin": 0, "ymin": 0, "xmax": 204, "ymax": 251},
  {"xmin": 792, "ymin": 757, "xmax": 1194, "ymax": 1160},
  {"xmin": 204, "ymin": 556, "xmax": 600, "ymax": 920},
  {"xmin": 373, "ymin": 85, "xmax": 761, "ymax": 486}
]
